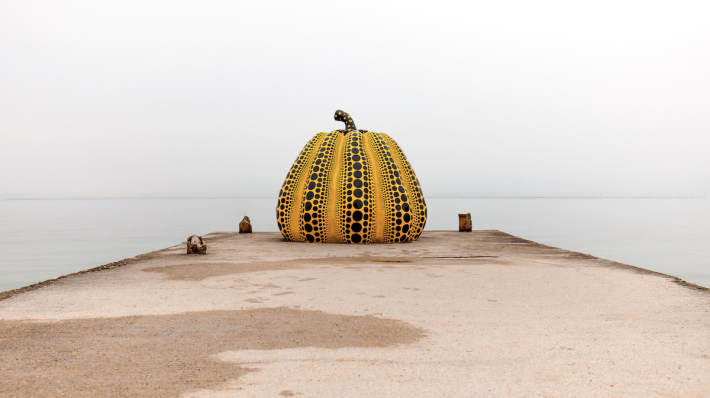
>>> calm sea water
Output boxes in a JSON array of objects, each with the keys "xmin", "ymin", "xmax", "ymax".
[{"xmin": 1, "ymin": 198, "xmax": 708, "ymax": 292}]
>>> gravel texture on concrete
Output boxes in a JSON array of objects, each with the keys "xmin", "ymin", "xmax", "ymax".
[{"xmin": 1, "ymin": 231, "xmax": 709, "ymax": 397}]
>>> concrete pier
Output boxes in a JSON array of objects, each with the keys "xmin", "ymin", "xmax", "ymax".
[{"xmin": 1, "ymin": 231, "xmax": 709, "ymax": 397}]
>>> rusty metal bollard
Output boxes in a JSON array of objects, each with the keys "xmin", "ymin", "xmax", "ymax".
[
  {"xmin": 186, "ymin": 235, "xmax": 207, "ymax": 254},
  {"xmin": 458, "ymin": 213, "xmax": 472, "ymax": 232},
  {"xmin": 239, "ymin": 216, "xmax": 252, "ymax": 233}
]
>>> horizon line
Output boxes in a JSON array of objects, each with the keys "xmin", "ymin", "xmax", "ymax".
[{"xmin": 2, "ymin": 196, "xmax": 707, "ymax": 201}]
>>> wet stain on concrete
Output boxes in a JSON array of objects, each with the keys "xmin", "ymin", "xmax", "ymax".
[
  {"xmin": 244, "ymin": 298, "xmax": 264, "ymax": 303},
  {"xmin": 423, "ymin": 256, "xmax": 497, "ymax": 259},
  {"xmin": 258, "ymin": 283, "xmax": 281, "ymax": 289},
  {"xmin": 0, "ymin": 308, "xmax": 424, "ymax": 398},
  {"xmin": 142, "ymin": 257, "xmax": 388, "ymax": 282},
  {"xmin": 142, "ymin": 261, "xmax": 306, "ymax": 281},
  {"xmin": 140, "ymin": 252, "xmax": 514, "ymax": 283}
]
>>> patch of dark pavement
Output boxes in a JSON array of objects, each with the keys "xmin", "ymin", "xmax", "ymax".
[{"xmin": 0, "ymin": 308, "xmax": 424, "ymax": 398}]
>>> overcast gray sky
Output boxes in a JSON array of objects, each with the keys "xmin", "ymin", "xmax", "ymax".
[{"xmin": 1, "ymin": 0, "xmax": 708, "ymax": 198}]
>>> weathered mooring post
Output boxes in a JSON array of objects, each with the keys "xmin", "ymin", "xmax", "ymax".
[
  {"xmin": 186, "ymin": 235, "xmax": 207, "ymax": 254},
  {"xmin": 239, "ymin": 216, "xmax": 252, "ymax": 233},
  {"xmin": 458, "ymin": 213, "xmax": 472, "ymax": 232}
]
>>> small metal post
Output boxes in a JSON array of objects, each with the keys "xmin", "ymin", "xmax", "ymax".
[
  {"xmin": 239, "ymin": 216, "xmax": 252, "ymax": 233},
  {"xmin": 458, "ymin": 213, "xmax": 472, "ymax": 232}
]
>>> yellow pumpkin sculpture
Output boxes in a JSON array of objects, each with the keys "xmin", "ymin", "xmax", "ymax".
[{"xmin": 277, "ymin": 110, "xmax": 427, "ymax": 243}]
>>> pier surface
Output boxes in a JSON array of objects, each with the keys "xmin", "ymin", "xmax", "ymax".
[{"xmin": 1, "ymin": 231, "xmax": 709, "ymax": 397}]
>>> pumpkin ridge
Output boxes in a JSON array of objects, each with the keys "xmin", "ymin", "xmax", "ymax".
[
  {"xmin": 299, "ymin": 131, "xmax": 339, "ymax": 243},
  {"xmin": 336, "ymin": 132, "xmax": 351, "ymax": 243},
  {"xmin": 381, "ymin": 133, "xmax": 427, "ymax": 241},
  {"xmin": 325, "ymin": 132, "xmax": 346, "ymax": 243},
  {"xmin": 357, "ymin": 133, "xmax": 376, "ymax": 244},
  {"xmin": 336, "ymin": 133, "xmax": 348, "ymax": 243},
  {"xmin": 337, "ymin": 131, "xmax": 374, "ymax": 244},
  {"xmin": 366, "ymin": 132, "xmax": 413, "ymax": 243},
  {"xmin": 277, "ymin": 132, "xmax": 327, "ymax": 241},
  {"xmin": 362, "ymin": 132, "xmax": 384, "ymax": 242}
]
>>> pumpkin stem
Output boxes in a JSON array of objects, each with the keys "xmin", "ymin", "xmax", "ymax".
[{"xmin": 334, "ymin": 110, "xmax": 357, "ymax": 131}]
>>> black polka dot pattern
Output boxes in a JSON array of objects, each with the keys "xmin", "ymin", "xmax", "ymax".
[
  {"xmin": 276, "ymin": 111, "xmax": 427, "ymax": 244},
  {"xmin": 276, "ymin": 133, "xmax": 326, "ymax": 241},
  {"xmin": 366, "ymin": 132, "xmax": 416, "ymax": 243},
  {"xmin": 380, "ymin": 133, "xmax": 427, "ymax": 240},
  {"xmin": 336, "ymin": 130, "xmax": 375, "ymax": 244},
  {"xmin": 298, "ymin": 131, "xmax": 340, "ymax": 243}
]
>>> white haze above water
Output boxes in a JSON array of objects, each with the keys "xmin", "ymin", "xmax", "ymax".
[
  {"xmin": 1, "ymin": 198, "xmax": 708, "ymax": 292},
  {"xmin": 1, "ymin": 1, "xmax": 709, "ymax": 198}
]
